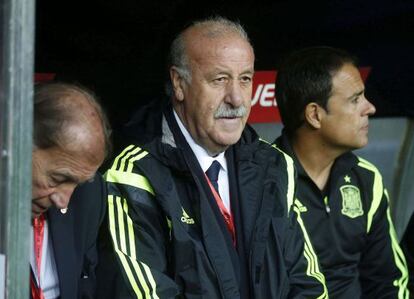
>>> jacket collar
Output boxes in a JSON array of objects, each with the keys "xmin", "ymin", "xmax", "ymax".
[
  {"xmin": 275, "ymin": 129, "xmax": 359, "ymax": 180},
  {"xmin": 48, "ymin": 206, "xmax": 77, "ymax": 299},
  {"xmin": 125, "ymin": 99, "xmax": 262, "ymax": 172}
]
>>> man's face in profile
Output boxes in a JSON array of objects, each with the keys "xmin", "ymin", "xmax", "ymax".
[{"xmin": 31, "ymin": 145, "xmax": 101, "ymax": 218}]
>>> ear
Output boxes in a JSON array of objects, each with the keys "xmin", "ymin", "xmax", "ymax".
[
  {"xmin": 169, "ymin": 67, "xmax": 185, "ymax": 102},
  {"xmin": 304, "ymin": 102, "xmax": 324, "ymax": 129}
]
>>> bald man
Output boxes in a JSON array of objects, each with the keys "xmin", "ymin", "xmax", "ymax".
[
  {"xmin": 31, "ymin": 82, "xmax": 110, "ymax": 299},
  {"xmin": 97, "ymin": 17, "xmax": 327, "ymax": 298}
]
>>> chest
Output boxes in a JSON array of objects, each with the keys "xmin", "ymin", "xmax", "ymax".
[{"xmin": 297, "ymin": 173, "xmax": 372, "ymax": 256}]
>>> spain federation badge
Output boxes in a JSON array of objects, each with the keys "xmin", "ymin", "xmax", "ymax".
[{"xmin": 340, "ymin": 185, "xmax": 363, "ymax": 218}]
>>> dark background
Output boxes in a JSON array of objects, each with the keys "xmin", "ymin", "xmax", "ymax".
[{"xmin": 35, "ymin": 0, "xmax": 414, "ymax": 130}]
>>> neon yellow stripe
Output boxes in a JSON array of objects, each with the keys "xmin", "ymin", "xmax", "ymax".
[
  {"xmin": 271, "ymin": 143, "xmax": 295, "ymax": 215},
  {"xmin": 108, "ymin": 196, "xmax": 118, "ymax": 246},
  {"xmin": 111, "ymin": 144, "xmax": 136, "ymax": 171},
  {"xmin": 119, "ymin": 146, "xmax": 143, "ymax": 173},
  {"xmin": 358, "ymin": 158, "xmax": 409, "ymax": 297},
  {"xmin": 295, "ymin": 210, "xmax": 324, "ymax": 282},
  {"xmin": 384, "ymin": 191, "xmax": 407, "ymax": 264},
  {"xmin": 116, "ymin": 196, "xmax": 159, "ymax": 298},
  {"xmin": 259, "ymin": 138, "xmax": 270, "ymax": 145},
  {"xmin": 293, "ymin": 200, "xmax": 328, "ymax": 298},
  {"xmin": 142, "ymin": 263, "xmax": 160, "ymax": 299},
  {"xmin": 116, "ymin": 197, "xmax": 127, "ymax": 253},
  {"xmin": 116, "ymin": 250, "xmax": 143, "ymax": 299},
  {"xmin": 357, "ymin": 158, "xmax": 383, "ymax": 233},
  {"xmin": 285, "ymin": 155, "xmax": 295, "ymax": 215},
  {"xmin": 383, "ymin": 191, "xmax": 409, "ymax": 298},
  {"xmin": 302, "ymin": 244, "xmax": 328, "ymax": 298},
  {"xmin": 129, "ymin": 259, "xmax": 153, "ymax": 298},
  {"xmin": 127, "ymin": 151, "xmax": 149, "ymax": 173},
  {"xmin": 127, "ymin": 237, "xmax": 155, "ymax": 298},
  {"xmin": 106, "ymin": 169, "xmax": 155, "ymax": 195},
  {"xmin": 108, "ymin": 195, "xmax": 143, "ymax": 298},
  {"xmin": 123, "ymin": 198, "xmax": 137, "ymax": 260},
  {"xmin": 387, "ymin": 207, "xmax": 409, "ymax": 298}
]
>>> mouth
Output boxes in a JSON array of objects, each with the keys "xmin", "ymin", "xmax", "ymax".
[
  {"xmin": 31, "ymin": 201, "xmax": 49, "ymax": 217},
  {"xmin": 217, "ymin": 116, "xmax": 239, "ymax": 120},
  {"xmin": 215, "ymin": 116, "xmax": 242, "ymax": 124}
]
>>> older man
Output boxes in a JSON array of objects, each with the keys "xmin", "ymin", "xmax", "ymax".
[
  {"xmin": 274, "ymin": 46, "xmax": 409, "ymax": 298},
  {"xmin": 31, "ymin": 82, "xmax": 110, "ymax": 298},
  {"xmin": 97, "ymin": 17, "xmax": 327, "ymax": 298}
]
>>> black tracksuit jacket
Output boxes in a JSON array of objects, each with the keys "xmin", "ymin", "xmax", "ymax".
[
  {"xmin": 96, "ymin": 101, "xmax": 327, "ymax": 298},
  {"xmin": 275, "ymin": 132, "xmax": 409, "ymax": 298}
]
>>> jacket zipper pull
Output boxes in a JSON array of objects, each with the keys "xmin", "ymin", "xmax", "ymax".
[{"xmin": 323, "ymin": 196, "xmax": 330, "ymax": 214}]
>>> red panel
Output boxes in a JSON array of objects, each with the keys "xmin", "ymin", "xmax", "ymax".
[
  {"xmin": 34, "ymin": 73, "xmax": 56, "ymax": 83},
  {"xmin": 248, "ymin": 71, "xmax": 279, "ymax": 124}
]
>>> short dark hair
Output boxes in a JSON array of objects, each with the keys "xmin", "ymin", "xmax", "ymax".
[
  {"xmin": 33, "ymin": 82, "xmax": 112, "ymax": 157},
  {"xmin": 275, "ymin": 46, "xmax": 357, "ymax": 137}
]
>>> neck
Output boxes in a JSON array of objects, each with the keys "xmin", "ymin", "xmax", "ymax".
[{"xmin": 291, "ymin": 130, "xmax": 343, "ymax": 190}]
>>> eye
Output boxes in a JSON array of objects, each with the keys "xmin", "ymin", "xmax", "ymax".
[
  {"xmin": 49, "ymin": 175, "xmax": 69, "ymax": 187},
  {"xmin": 351, "ymin": 96, "xmax": 360, "ymax": 104},
  {"xmin": 213, "ymin": 76, "xmax": 227, "ymax": 83},
  {"xmin": 240, "ymin": 75, "xmax": 252, "ymax": 84}
]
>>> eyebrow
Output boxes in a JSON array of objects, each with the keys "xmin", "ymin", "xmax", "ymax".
[
  {"xmin": 210, "ymin": 66, "xmax": 254, "ymax": 76},
  {"xmin": 348, "ymin": 89, "xmax": 364, "ymax": 100}
]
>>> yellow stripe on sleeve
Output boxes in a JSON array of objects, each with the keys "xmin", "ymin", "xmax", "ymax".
[
  {"xmin": 293, "ymin": 199, "xmax": 329, "ymax": 298},
  {"xmin": 357, "ymin": 158, "xmax": 383, "ymax": 233},
  {"xmin": 105, "ymin": 169, "xmax": 155, "ymax": 195},
  {"xmin": 269, "ymin": 142, "xmax": 295, "ymax": 215},
  {"xmin": 108, "ymin": 195, "xmax": 143, "ymax": 298},
  {"xmin": 108, "ymin": 195, "xmax": 159, "ymax": 298},
  {"xmin": 384, "ymin": 191, "xmax": 410, "ymax": 299}
]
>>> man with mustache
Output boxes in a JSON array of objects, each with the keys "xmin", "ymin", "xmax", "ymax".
[
  {"xmin": 273, "ymin": 46, "xmax": 409, "ymax": 297},
  {"xmin": 31, "ymin": 82, "xmax": 110, "ymax": 298},
  {"xmin": 97, "ymin": 17, "xmax": 327, "ymax": 298}
]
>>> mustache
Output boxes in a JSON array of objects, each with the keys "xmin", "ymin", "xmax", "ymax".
[{"xmin": 214, "ymin": 104, "xmax": 247, "ymax": 118}]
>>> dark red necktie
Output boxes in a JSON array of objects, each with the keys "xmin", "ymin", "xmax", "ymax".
[
  {"xmin": 31, "ymin": 214, "xmax": 45, "ymax": 299},
  {"xmin": 205, "ymin": 161, "xmax": 236, "ymax": 246}
]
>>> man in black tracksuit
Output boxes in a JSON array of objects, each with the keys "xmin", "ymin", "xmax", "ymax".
[
  {"xmin": 273, "ymin": 46, "xmax": 409, "ymax": 298},
  {"xmin": 96, "ymin": 17, "xmax": 327, "ymax": 298}
]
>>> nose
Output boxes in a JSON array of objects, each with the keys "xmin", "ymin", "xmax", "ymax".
[
  {"xmin": 364, "ymin": 97, "xmax": 376, "ymax": 116},
  {"xmin": 50, "ymin": 184, "xmax": 77, "ymax": 209},
  {"xmin": 225, "ymin": 80, "xmax": 244, "ymax": 107}
]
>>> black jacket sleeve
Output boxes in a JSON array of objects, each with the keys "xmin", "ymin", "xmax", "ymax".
[{"xmin": 96, "ymin": 146, "xmax": 179, "ymax": 299}]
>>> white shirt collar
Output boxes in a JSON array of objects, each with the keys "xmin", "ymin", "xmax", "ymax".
[
  {"xmin": 173, "ymin": 109, "xmax": 231, "ymax": 211},
  {"xmin": 173, "ymin": 110, "xmax": 227, "ymax": 173}
]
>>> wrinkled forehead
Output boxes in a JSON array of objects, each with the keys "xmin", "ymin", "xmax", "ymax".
[
  {"xmin": 54, "ymin": 148, "xmax": 101, "ymax": 182},
  {"xmin": 184, "ymin": 27, "xmax": 254, "ymax": 60}
]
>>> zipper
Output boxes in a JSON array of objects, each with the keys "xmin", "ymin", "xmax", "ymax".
[{"xmin": 323, "ymin": 196, "xmax": 331, "ymax": 214}]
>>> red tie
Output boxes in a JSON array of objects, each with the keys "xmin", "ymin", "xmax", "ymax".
[
  {"xmin": 205, "ymin": 164, "xmax": 236, "ymax": 246},
  {"xmin": 31, "ymin": 214, "xmax": 45, "ymax": 299}
]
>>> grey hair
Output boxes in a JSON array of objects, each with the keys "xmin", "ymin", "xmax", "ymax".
[{"xmin": 166, "ymin": 16, "xmax": 251, "ymax": 96}]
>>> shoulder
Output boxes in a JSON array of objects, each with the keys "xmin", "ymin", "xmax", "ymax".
[
  {"xmin": 355, "ymin": 155, "xmax": 382, "ymax": 173},
  {"xmin": 255, "ymin": 137, "xmax": 295, "ymax": 171},
  {"xmin": 352, "ymin": 154, "xmax": 384, "ymax": 184},
  {"xmin": 237, "ymin": 137, "xmax": 296, "ymax": 215},
  {"xmin": 105, "ymin": 144, "xmax": 157, "ymax": 197}
]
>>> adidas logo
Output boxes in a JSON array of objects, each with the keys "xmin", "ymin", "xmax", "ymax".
[{"xmin": 181, "ymin": 208, "xmax": 195, "ymax": 224}]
